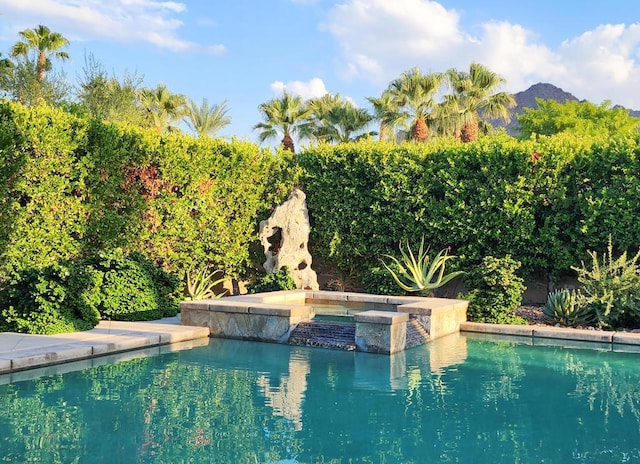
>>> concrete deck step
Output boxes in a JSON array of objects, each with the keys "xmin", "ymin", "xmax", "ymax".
[{"xmin": 288, "ymin": 321, "xmax": 356, "ymax": 351}]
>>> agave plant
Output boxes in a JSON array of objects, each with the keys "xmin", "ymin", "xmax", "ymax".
[
  {"xmin": 543, "ymin": 288, "xmax": 592, "ymax": 327},
  {"xmin": 186, "ymin": 265, "xmax": 227, "ymax": 300},
  {"xmin": 381, "ymin": 238, "xmax": 464, "ymax": 296}
]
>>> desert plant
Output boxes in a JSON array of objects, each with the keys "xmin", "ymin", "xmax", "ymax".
[
  {"xmin": 543, "ymin": 288, "xmax": 592, "ymax": 327},
  {"xmin": 247, "ymin": 266, "xmax": 296, "ymax": 294},
  {"xmin": 464, "ymin": 255, "xmax": 526, "ymax": 324},
  {"xmin": 186, "ymin": 265, "xmax": 227, "ymax": 300},
  {"xmin": 571, "ymin": 239, "xmax": 640, "ymax": 329},
  {"xmin": 381, "ymin": 237, "xmax": 463, "ymax": 296}
]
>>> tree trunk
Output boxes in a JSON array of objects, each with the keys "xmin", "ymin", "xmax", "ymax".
[
  {"xmin": 281, "ymin": 133, "xmax": 295, "ymax": 153},
  {"xmin": 412, "ymin": 117, "xmax": 429, "ymax": 142},
  {"xmin": 461, "ymin": 120, "xmax": 479, "ymax": 143},
  {"xmin": 37, "ymin": 51, "xmax": 46, "ymax": 84},
  {"xmin": 379, "ymin": 122, "xmax": 387, "ymax": 142}
]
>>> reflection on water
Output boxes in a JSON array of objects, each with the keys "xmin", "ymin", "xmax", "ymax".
[{"xmin": 1, "ymin": 334, "xmax": 640, "ymax": 463}]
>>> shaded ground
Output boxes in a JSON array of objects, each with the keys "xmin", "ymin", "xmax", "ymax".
[{"xmin": 515, "ymin": 305, "xmax": 548, "ymax": 325}]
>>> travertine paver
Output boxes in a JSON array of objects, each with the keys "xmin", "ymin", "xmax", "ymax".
[
  {"xmin": 0, "ymin": 318, "xmax": 210, "ymax": 374},
  {"xmin": 461, "ymin": 322, "xmax": 640, "ymax": 347}
]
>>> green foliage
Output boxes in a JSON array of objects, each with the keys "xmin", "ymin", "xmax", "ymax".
[
  {"xmin": 517, "ymin": 99, "xmax": 640, "ymax": 139},
  {"xmin": 247, "ymin": 266, "xmax": 297, "ymax": 293},
  {"xmin": 571, "ymin": 240, "xmax": 640, "ymax": 329},
  {"xmin": 382, "ymin": 237, "xmax": 463, "ymax": 296},
  {"xmin": 463, "ymin": 256, "xmax": 527, "ymax": 324},
  {"xmin": 186, "ymin": 265, "xmax": 227, "ymax": 300},
  {"xmin": 0, "ymin": 101, "xmax": 297, "ymax": 285},
  {"xmin": 362, "ymin": 264, "xmax": 409, "ymax": 295},
  {"xmin": 83, "ymin": 249, "xmax": 182, "ymax": 321},
  {"xmin": 543, "ymin": 288, "xmax": 593, "ymax": 327},
  {"xmin": 0, "ymin": 262, "xmax": 100, "ymax": 334}
]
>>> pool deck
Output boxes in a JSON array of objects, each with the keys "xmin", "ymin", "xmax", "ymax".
[
  {"xmin": 2, "ymin": 317, "xmax": 640, "ymax": 376},
  {"xmin": 0, "ymin": 317, "xmax": 210, "ymax": 374}
]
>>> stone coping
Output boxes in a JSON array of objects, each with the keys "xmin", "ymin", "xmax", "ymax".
[
  {"xmin": 353, "ymin": 310, "xmax": 409, "ymax": 325},
  {"xmin": 183, "ymin": 290, "xmax": 469, "ymax": 317},
  {"xmin": 0, "ymin": 318, "xmax": 210, "ymax": 375},
  {"xmin": 461, "ymin": 321, "xmax": 640, "ymax": 347}
]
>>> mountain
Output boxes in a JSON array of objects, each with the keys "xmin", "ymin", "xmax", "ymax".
[
  {"xmin": 492, "ymin": 82, "xmax": 580, "ymax": 135},
  {"xmin": 491, "ymin": 82, "xmax": 640, "ymax": 135}
]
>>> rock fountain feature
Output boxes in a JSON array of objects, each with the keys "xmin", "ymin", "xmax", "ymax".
[
  {"xmin": 258, "ymin": 188, "xmax": 319, "ymax": 291},
  {"xmin": 180, "ymin": 188, "xmax": 469, "ymax": 355}
]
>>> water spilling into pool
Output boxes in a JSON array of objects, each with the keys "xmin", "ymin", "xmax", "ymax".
[{"xmin": 1, "ymin": 334, "xmax": 639, "ymax": 463}]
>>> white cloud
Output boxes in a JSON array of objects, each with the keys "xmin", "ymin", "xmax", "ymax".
[
  {"xmin": 323, "ymin": 0, "xmax": 640, "ymax": 109},
  {"xmin": 270, "ymin": 77, "xmax": 328, "ymax": 100},
  {"xmin": 0, "ymin": 0, "xmax": 226, "ymax": 54}
]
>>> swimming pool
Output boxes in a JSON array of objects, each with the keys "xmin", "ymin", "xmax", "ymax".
[{"xmin": 0, "ymin": 333, "xmax": 639, "ymax": 463}]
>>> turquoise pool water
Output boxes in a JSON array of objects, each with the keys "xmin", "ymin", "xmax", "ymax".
[{"xmin": 1, "ymin": 334, "xmax": 639, "ymax": 463}]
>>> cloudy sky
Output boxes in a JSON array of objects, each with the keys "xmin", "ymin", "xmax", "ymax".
[{"xmin": 0, "ymin": 0, "xmax": 639, "ymax": 140}]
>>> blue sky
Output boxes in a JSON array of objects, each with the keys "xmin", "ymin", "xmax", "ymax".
[{"xmin": 0, "ymin": 0, "xmax": 639, "ymax": 141}]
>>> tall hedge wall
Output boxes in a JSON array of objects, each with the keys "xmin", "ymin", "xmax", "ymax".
[
  {"xmin": 0, "ymin": 102, "xmax": 297, "ymax": 281},
  {"xmin": 298, "ymin": 133, "xmax": 640, "ymax": 281},
  {"xmin": 2, "ymin": 101, "xmax": 639, "ymax": 290}
]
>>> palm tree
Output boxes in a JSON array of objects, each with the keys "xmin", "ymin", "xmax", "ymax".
[
  {"xmin": 443, "ymin": 63, "xmax": 516, "ymax": 142},
  {"xmin": 11, "ymin": 24, "xmax": 70, "ymax": 84},
  {"xmin": 310, "ymin": 99, "xmax": 374, "ymax": 143},
  {"xmin": 138, "ymin": 84, "xmax": 186, "ymax": 133},
  {"xmin": 367, "ymin": 90, "xmax": 403, "ymax": 142},
  {"xmin": 388, "ymin": 68, "xmax": 444, "ymax": 142},
  {"xmin": 184, "ymin": 97, "xmax": 231, "ymax": 138},
  {"xmin": 253, "ymin": 92, "xmax": 311, "ymax": 153},
  {"xmin": 305, "ymin": 93, "xmax": 344, "ymax": 144}
]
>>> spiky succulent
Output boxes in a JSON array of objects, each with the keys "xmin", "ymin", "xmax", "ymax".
[{"xmin": 543, "ymin": 288, "xmax": 592, "ymax": 327}]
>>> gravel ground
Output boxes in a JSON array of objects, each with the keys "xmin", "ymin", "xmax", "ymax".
[{"xmin": 515, "ymin": 305, "xmax": 548, "ymax": 325}]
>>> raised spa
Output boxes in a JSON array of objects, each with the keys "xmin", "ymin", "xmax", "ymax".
[{"xmin": 180, "ymin": 290, "xmax": 468, "ymax": 354}]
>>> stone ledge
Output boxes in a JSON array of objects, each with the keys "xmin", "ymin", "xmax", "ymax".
[
  {"xmin": 354, "ymin": 310, "xmax": 409, "ymax": 325},
  {"xmin": 612, "ymin": 332, "xmax": 640, "ymax": 346},
  {"xmin": 532, "ymin": 327, "xmax": 613, "ymax": 343},
  {"xmin": 461, "ymin": 322, "xmax": 534, "ymax": 337}
]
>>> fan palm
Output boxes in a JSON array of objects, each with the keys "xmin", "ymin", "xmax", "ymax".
[
  {"xmin": 388, "ymin": 68, "xmax": 444, "ymax": 142},
  {"xmin": 367, "ymin": 90, "xmax": 403, "ymax": 142},
  {"xmin": 11, "ymin": 24, "xmax": 70, "ymax": 84},
  {"xmin": 307, "ymin": 94, "xmax": 375, "ymax": 143},
  {"xmin": 254, "ymin": 92, "xmax": 311, "ymax": 153},
  {"xmin": 184, "ymin": 97, "xmax": 231, "ymax": 138},
  {"xmin": 443, "ymin": 63, "xmax": 516, "ymax": 142},
  {"xmin": 138, "ymin": 84, "xmax": 186, "ymax": 133}
]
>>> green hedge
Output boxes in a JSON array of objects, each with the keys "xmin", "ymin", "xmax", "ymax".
[
  {"xmin": 298, "ymin": 133, "xmax": 640, "ymax": 284},
  {"xmin": 0, "ymin": 102, "xmax": 297, "ymax": 283}
]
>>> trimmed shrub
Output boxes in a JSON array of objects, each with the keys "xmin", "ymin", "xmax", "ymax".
[
  {"xmin": 247, "ymin": 267, "xmax": 296, "ymax": 293},
  {"xmin": 463, "ymin": 255, "xmax": 526, "ymax": 324},
  {"xmin": 0, "ymin": 262, "xmax": 101, "ymax": 334},
  {"xmin": 84, "ymin": 249, "xmax": 182, "ymax": 321}
]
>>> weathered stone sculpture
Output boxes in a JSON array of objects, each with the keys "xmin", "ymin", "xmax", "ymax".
[{"xmin": 259, "ymin": 188, "xmax": 319, "ymax": 290}]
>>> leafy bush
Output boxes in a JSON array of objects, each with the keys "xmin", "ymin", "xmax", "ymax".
[
  {"xmin": 0, "ymin": 263, "xmax": 101, "ymax": 334},
  {"xmin": 247, "ymin": 266, "xmax": 296, "ymax": 293},
  {"xmin": 571, "ymin": 240, "xmax": 640, "ymax": 329},
  {"xmin": 362, "ymin": 264, "xmax": 408, "ymax": 295},
  {"xmin": 543, "ymin": 288, "xmax": 592, "ymax": 327},
  {"xmin": 463, "ymin": 255, "xmax": 526, "ymax": 324},
  {"xmin": 0, "ymin": 101, "xmax": 298, "ymax": 283},
  {"xmin": 85, "ymin": 249, "xmax": 182, "ymax": 321}
]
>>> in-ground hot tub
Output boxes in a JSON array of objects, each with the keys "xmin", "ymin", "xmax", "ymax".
[{"xmin": 180, "ymin": 290, "xmax": 468, "ymax": 354}]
